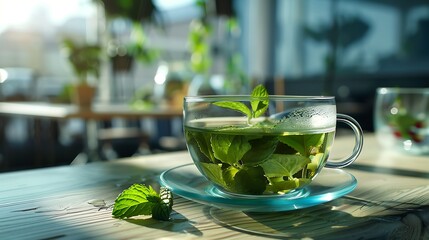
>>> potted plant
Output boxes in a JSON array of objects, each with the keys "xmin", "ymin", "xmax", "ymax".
[{"xmin": 63, "ymin": 38, "xmax": 102, "ymax": 108}]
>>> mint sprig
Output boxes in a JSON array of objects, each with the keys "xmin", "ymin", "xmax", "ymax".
[
  {"xmin": 112, "ymin": 184, "xmax": 173, "ymax": 221},
  {"xmin": 213, "ymin": 84, "xmax": 269, "ymax": 122},
  {"xmin": 250, "ymin": 84, "xmax": 269, "ymax": 118}
]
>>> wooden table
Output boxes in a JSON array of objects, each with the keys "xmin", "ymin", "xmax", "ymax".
[
  {"xmin": 0, "ymin": 102, "xmax": 183, "ymax": 164},
  {"xmin": 1, "ymin": 134, "xmax": 428, "ymax": 239}
]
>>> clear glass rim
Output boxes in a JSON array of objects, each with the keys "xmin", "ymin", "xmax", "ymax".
[
  {"xmin": 377, "ymin": 87, "xmax": 429, "ymax": 94},
  {"xmin": 184, "ymin": 95, "xmax": 335, "ymax": 102}
]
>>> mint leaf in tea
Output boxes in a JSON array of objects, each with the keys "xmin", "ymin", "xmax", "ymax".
[
  {"xmin": 185, "ymin": 123, "xmax": 335, "ymax": 195},
  {"xmin": 250, "ymin": 84, "xmax": 269, "ymax": 118},
  {"xmin": 213, "ymin": 84, "xmax": 268, "ymax": 123}
]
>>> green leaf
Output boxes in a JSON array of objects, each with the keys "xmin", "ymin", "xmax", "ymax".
[
  {"xmin": 151, "ymin": 204, "xmax": 171, "ymax": 221},
  {"xmin": 266, "ymin": 178, "xmax": 299, "ymax": 193},
  {"xmin": 152, "ymin": 187, "xmax": 173, "ymax": 221},
  {"xmin": 211, "ymin": 134, "xmax": 251, "ymax": 165},
  {"xmin": 213, "ymin": 101, "xmax": 251, "ymax": 119},
  {"xmin": 213, "ymin": 85, "xmax": 270, "ymax": 121},
  {"xmin": 261, "ymin": 154, "xmax": 311, "ymax": 178},
  {"xmin": 188, "ymin": 131, "xmax": 216, "ymax": 163},
  {"xmin": 112, "ymin": 184, "xmax": 161, "ymax": 219},
  {"xmin": 233, "ymin": 166, "xmax": 267, "ymax": 195},
  {"xmin": 278, "ymin": 133, "xmax": 325, "ymax": 156},
  {"xmin": 310, "ymin": 153, "xmax": 325, "ymax": 166},
  {"xmin": 266, "ymin": 178, "xmax": 311, "ymax": 193},
  {"xmin": 307, "ymin": 153, "xmax": 325, "ymax": 174},
  {"xmin": 222, "ymin": 166, "xmax": 240, "ymax": 191},
  {"xmin": 199, "ymin": 162, "xmax": 225, "ymax": 186},
  {"xmin": 251, "ymin": 84, "xmax": 269, "ymax": 118},
  {"xmin": 390, "ymin": 113, "xmax": 419, "ymax": 140},
  {"xmin": 241, "ymin": 136, "xmax": 278, "ymax": 166}
]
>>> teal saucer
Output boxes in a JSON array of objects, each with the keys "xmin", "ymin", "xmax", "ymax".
[{"xmin": 160, "ymin": 163, "xmax": 357, "ymax": 212}]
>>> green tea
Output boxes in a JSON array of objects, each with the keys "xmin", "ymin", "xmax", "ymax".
[{"xmin": 185, "ymin": 122, "xmax": 335, "ymax": 195}]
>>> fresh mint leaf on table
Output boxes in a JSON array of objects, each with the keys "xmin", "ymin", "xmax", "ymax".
[{"xmin": 112, "ymin": 184, "xmax": 173, "ymax": 221}]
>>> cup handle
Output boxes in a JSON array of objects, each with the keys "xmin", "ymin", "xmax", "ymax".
[{"xmin": 325, "ymin": 114, "xmax": 364, "ymax": 168}]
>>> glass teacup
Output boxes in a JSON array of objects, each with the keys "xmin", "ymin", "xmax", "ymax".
[
  {"xmin": 183, "ymin": 95, "xmax": 363, "ymax": 195},
  {"xmin": 374, "ymin": 88, "xmax": 429, "ymax": 155}
]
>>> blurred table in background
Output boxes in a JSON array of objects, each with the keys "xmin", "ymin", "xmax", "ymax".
[
  {"xmin": 0, "ymin": 102, "xmax": 182, "ymax": 120},
  {"xmin": 0, "ymin": 102, "xmax": 183, "ymax": 169}
]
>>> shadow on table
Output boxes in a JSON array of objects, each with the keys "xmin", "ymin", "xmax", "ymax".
[
  {"xmin": 207, "ymin": 198, "xmax": 429, "ymax": 240},
  {"xmin": 125, "ymin": 211, "xmax": 203, "ymax": 237}
]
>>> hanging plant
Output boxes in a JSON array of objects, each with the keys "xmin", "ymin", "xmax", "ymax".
[
  {"xmin": 188, "ymin": 19, "xmax": 212, "ymax": 74},
  {"xmin": 96, "ymin": 0, "xmax": 161, "ymax": 66},
  {"xmin": 97, "ymin": 0, "xmax": 158, "ymax": 23}
]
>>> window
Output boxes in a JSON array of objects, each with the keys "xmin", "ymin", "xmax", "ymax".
[{"xmin": 274, "ymin": 0, "xmax": 429, "ymax": 79}]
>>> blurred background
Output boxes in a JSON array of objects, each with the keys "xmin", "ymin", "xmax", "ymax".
[{"xmin": 0, "ymin": 0, "xmax": 428, "ymax": 172}]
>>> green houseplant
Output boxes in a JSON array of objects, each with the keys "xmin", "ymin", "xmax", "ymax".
[{"xmin": 63, "ymin": 38, "xmax": 102, "ymax": 108}]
